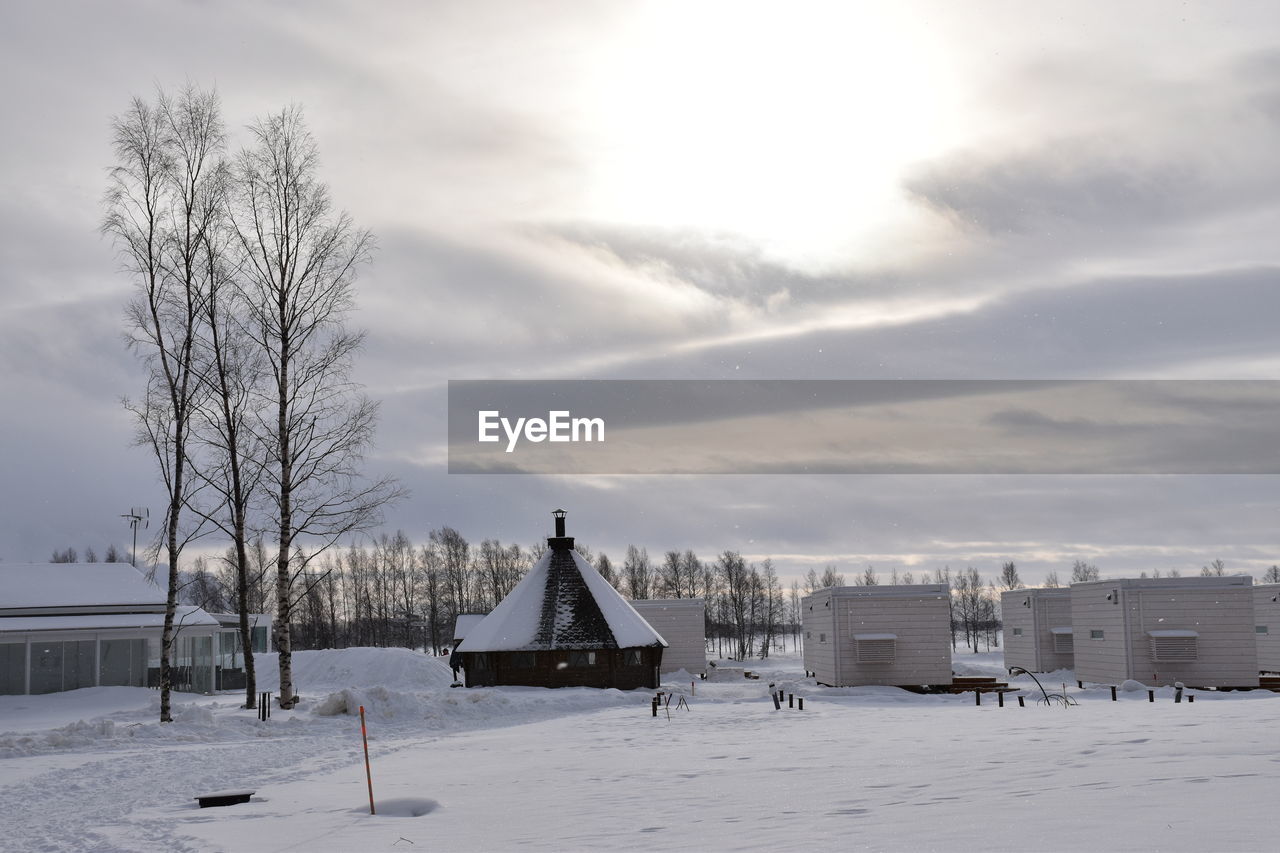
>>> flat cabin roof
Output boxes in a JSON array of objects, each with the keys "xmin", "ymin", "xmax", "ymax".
[
  {"xmin": 806, "ymin": 584, "xmax": 950, "ymax": 599},
  {"xmin": 207, "ymin": 612, "xmax": 271, "ymax": 628},
  {"xmin": 0, "ymin": 605, "xmax": 218, "ymax": 633},
  {"xmin": 1002, "ymin": 587, "xmax": 1071, "ymax": 598},
  {"xmin": 1072, "ymin": 576, "xmax": 1253, "ymax": 591},
  {"xmin": 0, "ymin": 563, "xmax": 166, "ymax": 610}
]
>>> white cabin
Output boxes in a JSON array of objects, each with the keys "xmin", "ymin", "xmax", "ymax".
[
  {"xmin": 0, "ymin": 563, "xmax": 221, "ymax": 695},
  {"xmin": 629, "ymin": 598, "xmax": 706, "ymax": 676},
  {"xmin": 1001, "ymin": 587, "xmax": 1073, "ymax": 673},
  {"xmin": 802, "ymin": 585, "xmax": 952, "ymax": 687},
  {"xmin": 1071, "ymin": 576, "xmax": 1258, "ymax": 689},
  {"xmin": 1255, "ymin": 585, "xmax": 1280, "ymax": 674}
]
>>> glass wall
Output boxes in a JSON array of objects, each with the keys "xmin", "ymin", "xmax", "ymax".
[
  {"xmin": 0, "ymin": 643, "xmax": 26, "ymax": 695},
  {"xmin": 175, "ymin": 633, "xmax": 215, "ymax": 694},
  {"xmin": 99, "ymin": 638, "xmax": 147, "ymax": 687},
  {"xmin": 28, "ymin": 640, "xmax": 96, "ymax": 694}
]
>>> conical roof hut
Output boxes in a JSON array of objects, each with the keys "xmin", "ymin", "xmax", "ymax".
[{"xmin": 455, "ymin": 510, "xmax": 666, "ymax": 689}]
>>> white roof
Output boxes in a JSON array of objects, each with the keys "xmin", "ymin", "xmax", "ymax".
[
  {"xmin": 458, "ymin": 548, "xmax": 666, "ymax": 652},
  {"xmin": 0, "ymin": 605, "xmax": 219, "ymax": 633},
  {"xmin": 0, "ymin": 563, "xmax": 166, "ymax": 609},
  {"xmin": 453, "ymin": 614, "xmax": 486, "ymax": 639},
  {"xmin": 1148, "ymin": 629, "xmax": 1198, "ymax": 637},
  {"xmin": 854, "ymin": 633, "xmax": 898, "ymax": 641},
  {"xmin": 1050, "ymin": 627, "xmax": 1073, "ymax": 635}
]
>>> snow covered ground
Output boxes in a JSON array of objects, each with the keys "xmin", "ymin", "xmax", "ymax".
[{"xmin": 2, "ymin": 646, "xmax": 1278, "ymax": 852}]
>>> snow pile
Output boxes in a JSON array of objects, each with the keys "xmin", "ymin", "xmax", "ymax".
[{"xmin": 256, "ymin": 647, "xmax": 456, "ymax": 693}]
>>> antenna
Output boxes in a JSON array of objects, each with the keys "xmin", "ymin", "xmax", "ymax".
[{"xmin": 121, "ymin": 507, "xmax": 149, "ymax": 567}]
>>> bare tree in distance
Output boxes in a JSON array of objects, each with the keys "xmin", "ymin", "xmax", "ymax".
[
  {"xmin": 819, "ymin": 565, "xmax": 845, "ymax": 588},
  {"xmin": 1200, "ymin": 558, "xmax": 1226, "ymax": 577},
  {"xmin": 1043, "ymin": 570, "xmax": 1060, "ymax": 588},
  {"xmin": 999, "ymin": 561, "xmax": 1022, "ymax": 590},
  {"xmin": 105, "ymin": 85, "xmax": 222, "ymax": 721},
  {"xmin": 1070, "ymin": 560, "xmax": 1100, "ymax": 583},
  {"xmin": 1264, "ymin": 565, "xmax": 1280, "ymax": 584},
  {"xmin": 623, "ymin": 544, "xmax": 652, "ymax": 600},
  {"xmin": 232, "ymin": 106, "xmax": 402, "ymax": 708}
]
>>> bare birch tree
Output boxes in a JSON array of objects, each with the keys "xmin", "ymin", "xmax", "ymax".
[
  {"xmin": 233, "ymin": 106, "xmax": 401, "ymax": 708},
  {"xmin": 105, "ymin": 85, "xmax": 222, "ymax": 721}
]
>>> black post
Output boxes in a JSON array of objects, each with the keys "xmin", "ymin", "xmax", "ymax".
[
  {"xmin": 1017, "ymin": 695, "xmax": 1025, "ymax": 707},
  {"xmin": 772, "ymin": 691, "xmax": 781, "ymax": 710},
  {"xmin": 1175, "ymin": 685, "xmax": 1183, "ymax": 703},
  {"xmin": 975, "ymin": 691, "xmax": 982, "ymax": 706},
  {"xmin": 788, "ymin": 693, "xmax": 794, "ymax": 708},
  {"xmin": 1077, "ymin": 680, "xmax": 1084, "ymax": 689},
  {"xmin": 651, "ymin": 697, "xmax": 658, "ymax": 717},
  {"xmin": 1110, "ymin": 685, "xmax": 1117, "ymax": 701},
  {"xmin": 798, "ymin": 698, "xmax": 804, "ymax": 711},
  {"xmin": 1147, "ymin": 690, "xmax": 1155, "ymax": 703},
  {"xmin": 997, "ymin": 691, "xmax": 1004, "ymax": 708},
  {"xmin": 1188, "ymin": 695, "xmax": 1195, "ymax": 703}
]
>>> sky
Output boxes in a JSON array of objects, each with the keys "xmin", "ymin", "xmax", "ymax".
[{"xmin": 2, "ymin": 0, "xmax": 1279, "ymax": 585}]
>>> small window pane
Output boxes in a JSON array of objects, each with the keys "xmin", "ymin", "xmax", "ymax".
[
  {"xmin": 1257, "ymin": 625, "xmax": 1270, "ymax": 634},
  {"xmin": 1011, "ymin": 627, "xmax": 1023, "ymax": 636},
  {"xmin": 1090, "ymin": 630, "xmax": 1105, "ymax": 639},
  {"xmin": 0, "ymin": 643, "xmax": 26, "ymax": 695}
]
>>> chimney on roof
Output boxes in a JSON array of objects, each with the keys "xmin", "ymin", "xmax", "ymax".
[{"xmin": 548, "ymin": 508, "xmax": 574, "ymax": 551}]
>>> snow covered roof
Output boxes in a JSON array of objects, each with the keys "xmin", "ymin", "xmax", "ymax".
[
  {"xmin": 458, "ymin": 547, "xmax": 667, "ymax": 652},
  {"xmin": 453, "ymin": 614, "xmax": 486, "ymax": 640},
  {"xmin": 0, "ymin": 563, "xmax": 166, "ymax": 610},
  {"xmin": 0, "ymin": 605, "xmax": 219, "ymax": 633}
]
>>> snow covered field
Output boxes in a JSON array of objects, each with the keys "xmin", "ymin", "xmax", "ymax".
[{"xmin": 2, "ymin": 647, "xmax": 1278, "ymax": 852}]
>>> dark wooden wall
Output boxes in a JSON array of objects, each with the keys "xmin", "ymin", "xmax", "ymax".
[{"xmin": 460, "ymin": 647, "xmax": 663, "ymax": 690}]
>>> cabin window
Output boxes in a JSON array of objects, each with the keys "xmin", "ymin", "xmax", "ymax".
[
  {"xmin": 624, "ymin": 649, "xmax": 643, "ymax": 666},
  {"xmin": 509, "ymin": 652, "xmax": 536, "ymax": 669},
  {"xmin": 855, "ymin": 636, "xmax": 896, "ymax": 664},
  {"xmin": 1089, "ymin": 630, "xmax": 1104, "ymax": 640},
  {"xmin": 1257, "ymin": 626, "xmax": 1270, "ymax": 634},
  {"xmin": 1149, "ymin": 634, "xmax": 1198, "ymax": 662},
  {"xmin": 568, "ymin": 651, "xmax": 597, "ymax": 667},
  {"xmin": 819, "ymin": 633, "xmax": 826, "ymax": 643},
  {"xmin": 1053, "ymin": 633, "xmax": 1074, "ymax": 654},
  {"xmin": 1011, "ymin": 627, "xmax": 1023, "ymax": 636}
]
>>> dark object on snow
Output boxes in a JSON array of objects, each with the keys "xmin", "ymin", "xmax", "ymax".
[{"xmin": 194, "ymin": 791, "xmax": 255, "ymax": 808}]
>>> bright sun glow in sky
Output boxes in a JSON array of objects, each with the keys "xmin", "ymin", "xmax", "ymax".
[{"xmin": 578, "ymin": 2, "xmax": 964, "ymax": 270}]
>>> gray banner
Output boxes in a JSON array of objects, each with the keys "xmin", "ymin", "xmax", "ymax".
[{"xmin": 447, "ymin": 380, "xmax": 1280, "ymax": 474}]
